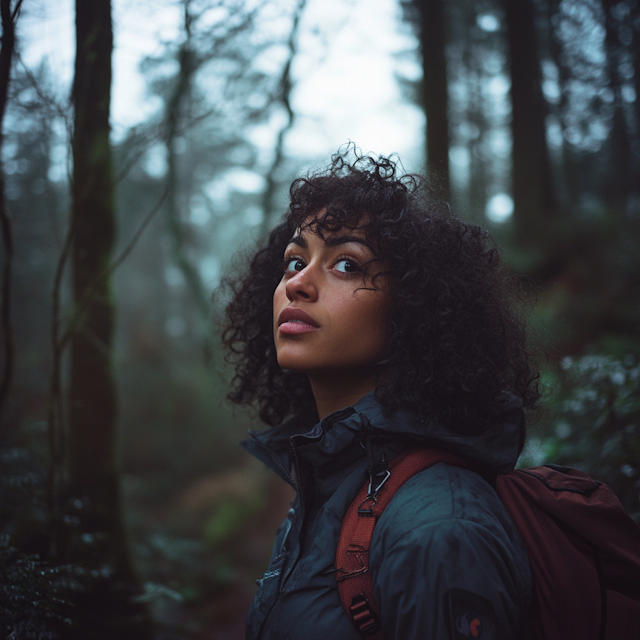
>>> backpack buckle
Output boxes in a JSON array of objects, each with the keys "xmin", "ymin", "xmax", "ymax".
[
  {"xmin": 349, "ymin": 593, "xmax": 381, "ymax": 635},
  {"xmin": 357, "ymin": 468, "xmax": 391, "ymax": 515},
  {"xmin": 367, "ymin": 469, "xmax": 391, "ymax": 497},
  {"xmin": 358, "ymin": 468, "xmax": 391, "ymax": 515}
]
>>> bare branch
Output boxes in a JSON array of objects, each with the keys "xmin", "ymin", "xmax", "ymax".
[
  {"xmin": 10, "ymin": 0, "xmax": 23, "ymax": 22},
  {"xmin": 260, "ymin": 0, "xmax": 306, "ymax": 234}
]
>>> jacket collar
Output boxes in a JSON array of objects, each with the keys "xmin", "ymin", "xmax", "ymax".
[{"xmin": 241, "ymin": 392, "xmax": 525, "ymax": 484}]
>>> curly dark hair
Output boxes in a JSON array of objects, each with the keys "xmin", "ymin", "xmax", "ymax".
[{"xmin": 221, "ymin": 147, "xmax": 539, "ymax": 432}]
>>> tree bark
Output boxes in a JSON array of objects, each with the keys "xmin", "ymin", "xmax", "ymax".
[
  {"xmin": 601, "ymin": 0, "xmax": 632, "ymax": 214},
  {"xmin": 70, "ymin": 0, "xmax": 118, "ymax": 534},
  {"xmin": 633, "ymin": 0, "xmax": 640, "ymax": 213},
  {"xmin": 0, "ymin": 0, "xmax": 21, "ymax": 433},
  {"xmin": 505, "ymin": 0, "xmax": 556, "ymax": 246},
  {"xmin": 633, "ymin": 0, "xmax": 640, "ymax": 162},
  {"xmin": 547, "ymin": 0, "xmax": 578, "ymax": 211},
  {"xmin": 415, "ymin": 0, "xmax": 450, "ymax": 198},
  {"xmin": 65, "ymin": 0, "xmax": 152, "ymax": 636}
]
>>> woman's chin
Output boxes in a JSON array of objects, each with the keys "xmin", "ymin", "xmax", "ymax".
[{"xmin": 276, "ymin": 353, "xmax": 314, "ymax": 373}]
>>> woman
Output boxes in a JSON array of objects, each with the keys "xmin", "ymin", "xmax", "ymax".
[{"xmin": 222, "ymin": 148, "xmax": 538, "ymax": 639}]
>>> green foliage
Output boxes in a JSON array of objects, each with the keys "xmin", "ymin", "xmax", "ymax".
[
  {"xmin": 0, "ymin": 448, "xmax": 41, "ymax": 526},
  {"xmin": 204, "ymin": 491, "xmax": 263, "ymax": 547},
  {"xmin": 0, "ymin": 447, "xmax": 83, "ymax": 639},
  {"xmin": 0, "ymin": 536, "xmax": 78, "ymax": 639},
  {"xmin": 521, "ymin": 354, "xmax": 640, "ymax": 522}
]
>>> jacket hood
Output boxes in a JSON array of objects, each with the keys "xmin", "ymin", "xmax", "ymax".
[{"xmin": 241, "ymin": 391, "xmax": 525, "ymax": 484}]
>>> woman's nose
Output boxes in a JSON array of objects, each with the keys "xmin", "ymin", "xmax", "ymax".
[{"xmin": 285, "ymin": 267, "xmax": 319, "ymax": 302}]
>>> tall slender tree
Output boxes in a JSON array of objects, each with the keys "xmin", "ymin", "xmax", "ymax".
[
  {"xmin": 411, "ymin": 0, "xmax": 451, "ymax": 197},
  {"xmin": 64, "ymin": 0, "xmax": 152, "ymax": 636},
  {"xmin": 633, "ymin": 0, "xmax": 640, "ymax": 155},
  {"xmin": 601, "ymin": 0, "xmax": 633, "ymax": 214},
  {"xmin": 0, "ymin": 0, "xmax": 22, "ymax": 434},
  {"xmin": 546, "ymin": 0, "xmax": 579, "ymax": 211},
  {"xmin": 505, "ymin": 0, "xmax": 556, "ymax": 247}
]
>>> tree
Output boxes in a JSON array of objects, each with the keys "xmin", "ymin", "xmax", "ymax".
[
  {"xmin": 138, "ymin": 0, "xmax": 268, "ymax": 357},
  {"xmin": 62, "ymin": 0, "xmax": 152, "ymax": 636},
  {"xmin": 401, "ymin": 0, "xmax": 451, "ymax": 196},
  {"xmin": 601, "ymin": 0, "xmax": 635, "ymax": 214},
  {"xmin": 504, "ymin": 0, "xmax": 556, "ymax": 248},
  {"xmin": 0, "ymin": 0, "xmax": 22, "ymax": 433},
  {"xmin": 416, "ymin": 0, "xmax": 451, "ymax": 196}
]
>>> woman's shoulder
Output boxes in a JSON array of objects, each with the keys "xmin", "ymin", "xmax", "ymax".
[
  {"xmin": 371, "ymin": 462, "xmax": 523, "ymax": 554},
  {"xmin": 368, "ymin": 463, "xmax": 533, "ymax": 639}
]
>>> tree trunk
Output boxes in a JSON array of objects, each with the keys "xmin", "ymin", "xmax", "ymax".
[
  {"xmin": 633, "ymin": 0, "xmax": 640, "ymax": 153},
  {"xmin": 601, "ymin": 0, "xmax": 632, "ymax": 214},
  {"xmin": 0, "ymin": 0, "xmax": 20, "ymax": 433},
  {"xmin": 547, "ymin": 0, "xmax": 578, "ymax": 212},
  {"xmin": 65, "ymin": 0, "xmax": 152, "ymax": 637},
  {"xmin": 633, "ymin": 0, "xmax": 640, "ymax": 211},
  {"xmin": 505, "ymin": 0, "xmax": 556, "ymax": 247},
  {"xmin": 415, "ymin": 0, "xmax": 450, "ymax": 198}
]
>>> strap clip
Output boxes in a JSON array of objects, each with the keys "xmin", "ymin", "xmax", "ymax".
[{"xmin": 358, "ymin": 469, "xmax": 390, "ymax": 515}]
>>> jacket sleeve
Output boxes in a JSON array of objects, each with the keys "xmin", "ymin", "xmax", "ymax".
[{"xmin": 368, "ymin": 466, "xmax": 531, "ymax": 640}]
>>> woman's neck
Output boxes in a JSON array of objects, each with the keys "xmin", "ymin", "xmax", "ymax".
[{"xmin": 308, "ymin": 369, "xmax": 377, "ymax": 420}]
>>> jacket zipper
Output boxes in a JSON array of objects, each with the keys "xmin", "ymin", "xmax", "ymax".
[{"xmin": 256, "ymin": 438, "xmax": 310, "ymax": 640}]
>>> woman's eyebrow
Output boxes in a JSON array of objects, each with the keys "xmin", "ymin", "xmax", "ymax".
[
  {"xmin": 324, "ymin": 235, "xmax": 373, "ymax": 250},
  {"xmin": 286, "ymin": 235, "xmax": 372, "ymax": 250},
  {"xmin": 287, "ymin": 235, "xmax": 307, "ymax": 249}
]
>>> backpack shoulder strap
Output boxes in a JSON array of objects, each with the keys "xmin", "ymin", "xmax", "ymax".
[{"xmin": 335, "ymin": 447, "xmax": 475, "ymax": 639}]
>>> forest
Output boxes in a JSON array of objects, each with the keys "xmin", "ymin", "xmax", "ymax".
[{"xmin": 0, "ymin": 0, "xmax": 639, "ymax": 637}]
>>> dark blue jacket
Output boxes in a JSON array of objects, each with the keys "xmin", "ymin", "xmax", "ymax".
[{"xmin": 242, "ymin": 393, "xmax": 532, "ymax": 640}]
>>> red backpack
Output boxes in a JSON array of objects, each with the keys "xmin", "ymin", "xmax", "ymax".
[{"xmin": 335, "ymin": 448, "xmax": 640, "ymax": 640}]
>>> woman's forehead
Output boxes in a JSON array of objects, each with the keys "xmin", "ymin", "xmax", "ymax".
[
  {"xmin": 288, "ymin": 222, "xmax": 371, "ymax": 250},
  {"xmin": 294, "ymin": 209, "xmax": 369, "ymax": 235}
]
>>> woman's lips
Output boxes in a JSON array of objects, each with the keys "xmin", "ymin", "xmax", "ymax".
[
  {"xmin": 278, "ymin": 308, "xmax": 320, "ymax": 335},
  {"xmin": 279, "ymin": 321, "xmax": 319, "ymax": 335}
]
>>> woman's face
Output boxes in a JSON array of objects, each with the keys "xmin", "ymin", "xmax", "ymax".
[{"xmin": 273, "ymin": 222, "xmax": 390, "ymax": 376}]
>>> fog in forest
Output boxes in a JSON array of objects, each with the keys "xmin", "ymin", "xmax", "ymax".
[{"xmin": 1, "ymin": 0, "xmax": 639, "ymax": 637}]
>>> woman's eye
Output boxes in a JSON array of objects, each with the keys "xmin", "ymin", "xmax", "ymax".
[
  {"xmin": 284, "ymin": 257, "xmax": 305, "ymax": 272},
  {"xmin": 334, "ymin": 259, "xmax": 359, "ymax": 274}
]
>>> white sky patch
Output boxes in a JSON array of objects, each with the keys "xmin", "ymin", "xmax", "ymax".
[
  {"xmin": 486, "ymin": 128, "xmax": 511, "ymax": 159},
  {"xmin": 143, "ymin": 143, "xmax": 168, "ymax": 178},
  {"xmin": 199, "ymin": 256, "xmax": 221, "ymax": 284},
  {"xmin": 477, "ymin": 14, "xmax": 500, "ymax": 33},
  {"xmin": 111, "ymin": 0, "xmax": 182, "ymax": 135},
  {"xmin": 486, "ymin": 193, "xmax": 514, "ymax": 223},
  {"xmin": 224, "ymin": 168, "xmax": 266, "ymax": 194},
  {"xmin": 488, "ymin": 75, "xmax": 510, "ymax": 98},
  {"xmin": 546, "ymin": 121, "xmax": 563, "ymax": 148},
  {"xmin": 189, "ymin": 197, "xmax": 211, "ymax": 226},
  {"xmin": 18, "ymin": 0, "xmax": 425, "ymax": 183},
  {"xmin": 621, "ymin": 85, "xmax": 636, "ymax": 103},
  {"xmin": 286, "ymin": 0, "xmax": 424, "ymax": 168},
  {"xmin": 19, "ymin": 1, "xmax": 74, "ymax": 88},
  {"xmin": 449, "ymin": 146, "xmax": 470, "ymax": 169},
  {"xmin": 243, "ymin": 205, "xmax": 265, "ymax": 227},
  {"xmin": 203, "ymin": 177, "xmax": 232, "ymax": 210},
  {"xmin": 19, "ymin": 0, "xmax": 180, "ymax": 138}
]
